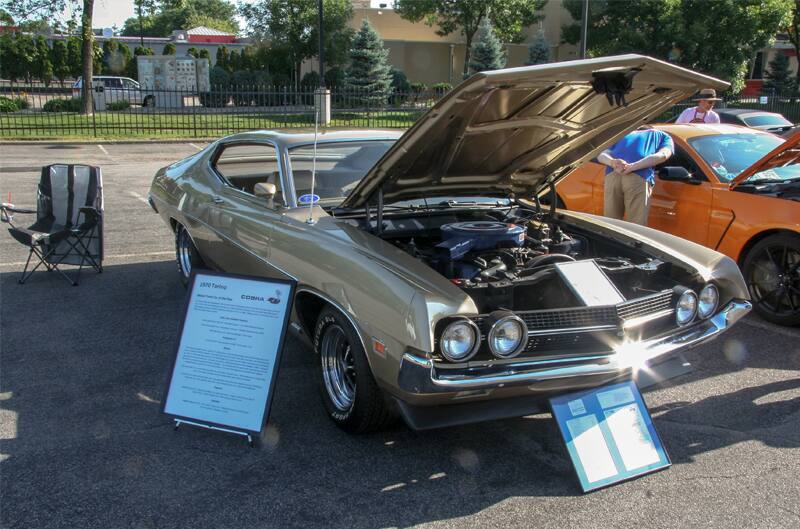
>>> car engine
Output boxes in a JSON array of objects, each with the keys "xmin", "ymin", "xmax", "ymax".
[{"xmin": 378, "ymin": 207, "xmax": 683, "ymax": 313}]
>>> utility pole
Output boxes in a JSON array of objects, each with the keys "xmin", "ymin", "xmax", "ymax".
[
  {"xmin": 580, "ymin": 0, "xmax": 588, "ymax": 59},
  {"xmin": 318, "ymin": 0, "xmax": 325, "ymax": 86}
]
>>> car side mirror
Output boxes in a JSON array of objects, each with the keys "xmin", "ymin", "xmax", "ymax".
[
  {"xmin": 254, "ymin": 182, "xmax": 276, "ymax": 199},
  {"xmin": 658, "ymin": 166, "xmax": 699, "ymax": 184}
]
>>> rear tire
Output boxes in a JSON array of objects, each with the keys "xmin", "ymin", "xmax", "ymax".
[
  {"xmin": 313, "ymin": 307, "xmax": 397, "ymax": 433},
  {"xmin": 742, "ymin": 234, "xmax": 800, "ymax": 326},
  {"xmin": 175, "ymin": 224, "xmax": 205, "ymax": 287},
  {"xmin": 143, "ymin": 95, "xmax": 154, "ymax": 108}
]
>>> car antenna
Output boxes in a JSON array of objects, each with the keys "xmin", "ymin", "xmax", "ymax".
[{"xmin": 306, "ymin": 100, "xmax": 320, "ymax": 225}]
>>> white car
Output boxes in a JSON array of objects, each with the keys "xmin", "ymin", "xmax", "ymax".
[{"xmin": 72, "ymin": 76, "xmax": 154, "ymax": 107}]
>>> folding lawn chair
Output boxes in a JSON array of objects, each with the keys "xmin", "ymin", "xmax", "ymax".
[{"xmin": 1, "ymin": 164, "xmax": 104, "ymax": 286}]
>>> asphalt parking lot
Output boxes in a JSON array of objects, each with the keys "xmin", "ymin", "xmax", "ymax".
[{"xmin": 1, "ymin": 142, "xmax": 800, "ymax": 529}]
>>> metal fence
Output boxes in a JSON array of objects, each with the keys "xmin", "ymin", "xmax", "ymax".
[
  {"xmin": 2, "ymin": 83, "xmax": 800, "ymax": 139},
  {"xmin": 0, "ymin": 84, "xmax": 446, "ymax": 139}
]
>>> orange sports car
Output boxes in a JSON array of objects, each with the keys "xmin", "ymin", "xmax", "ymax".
[{"xmin": 558, "ymin": 124, "xmax": 800, "ymax": 325}]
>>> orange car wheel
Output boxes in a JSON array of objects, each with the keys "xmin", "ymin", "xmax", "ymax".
[{"xmin": 742, "ymin": 234, "xmax": 800, "ymax": 326}]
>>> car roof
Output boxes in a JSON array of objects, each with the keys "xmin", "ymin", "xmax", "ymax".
[
  {"xmin": 653, "ymin": 123, "xmax": 776, "ymax": 139},
  {"xmin": 218, "ymin": 129, "xmax": 404, "ymax": 148},
  {"xmin": 715, "ymin": 108, "xmax": 782, "ymax": 117}
]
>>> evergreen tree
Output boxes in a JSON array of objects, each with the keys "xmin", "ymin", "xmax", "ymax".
[
  {"xmin": 126, "ymin": 46, "xmax": 153, "ymax": 80},
  {"xmin": 764, "ymin": 52, "xmax": 795, "ymax": 95},
  {"xmin": 187, "ymin": 46, "xmax": 199, "ymax": 58},
  {"xmin": 344, "ymin": 20, "xmax": 392, "ymax": 106},
  {"xmin": 51, "ymin": 39, "xmax": 70, "ymax": 86},
  {"xmin": 67, "ymin": 36, "xmax": 83, "ymax": 79},
  {"xmin": 526, "ymin": 29, "xmax": 550, "ymax": 65},
  {"xmin": 32, "ymin": 36, "xmax": 53, "ymax": 85},
  {"xmin": 102, "ymin": 39, "xmax": 130, "ymax": 75},
  {"xmin": 468, "ymin": 17, "xmax": 505, "ymax": 76},
  {"xmin": 228, "ymin": 49, "xmax": 241, "ymax": 71},
  {"xmin": 216, "ymin": 45, "xmax": 229, "ymax": 71},
  {"xmin": 162, "ymin": 43, "xmax": 176, "ymax": 55},
  {"xmin": 197, "ymin": 48, "xmax": 211, "ymax": 61}
]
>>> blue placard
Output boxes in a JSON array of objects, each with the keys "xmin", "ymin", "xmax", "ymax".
[{"xmin": 550, "ymin": 380, "xmax": 670, "ymax": 492}]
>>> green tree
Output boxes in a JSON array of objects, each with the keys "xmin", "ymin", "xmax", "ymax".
[
  {"xmin": 782, "ymin": 0, "xmax": 800, "ymax": 84},
  {"xmin": 0, "ymin": 8, "xmax": 13, "ymax": 24},
  {"xmin": 121, "ymin": 0, "xmax": 239, "ymax": 37},
  {"xmin": 468, "ymin": 17, "xmax": 505, "ymax": 75},
  {"xmin": 395, "ymin": 0, "xmax": 547, "ymax": 77},
  {"xmin": 126, "ymin": 45, "xmax": 153, "ymax": 79},
  {"xmin": 216, "ymin": 45, "xmax": 229, "ymax": 71},
  {"xmin": 162, "ymin": 42, "xmax": 176, "ymax": 55},
  {"xmin": 240, "ymin": 0, "xmax": 354, "ymax": 87},
  {"xmin": 6, "ymin": 0, "xmax": 97, "ymax": 114},
  {"xmin": 764, "ymin": 52, "xmax": 795, "ymax": 94},
  {"xmin": 51, "ymin": 39, "xmax": 70, "ymax": 85},
  {"xmin": 526, "ymin": 29, "xmax": 550, "ymax": 65},
  {"xmin": 13, "ymin": 33, "xmax": 36, "ymax": 82},
  {"xmin": 197, "ymin": 48, "xmax": 210, "ymax": 61},
  {"xmin": 561, "ymin": 0, "xmax": 792, "ymax": 93},
  {"xmin": 344, "ymin": 20, "xmax": 392, "ymax": 106},
  {"xmin": 32, "ymin": 35, "xmax": 53, "ymax": 85},
  {"xmin": 66, "ymin": 35, "xmax": 83, "ymax": 78},
  {"xmin": 187, "ymin": 46, "xmax": 199, "ymax": 57},
  {"xmin": 102, "ymin": 39, "xmax": 131, "ymax": 75}
]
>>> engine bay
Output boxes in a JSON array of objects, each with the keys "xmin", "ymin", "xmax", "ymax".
[{"xmin": 368, "ymin": 204, "xmax": 687, "ymax": 313}]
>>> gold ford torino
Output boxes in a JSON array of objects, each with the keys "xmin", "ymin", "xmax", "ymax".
[{"xmin": 149, "ymin": 55, "xmax": 751, "ymax": 432}]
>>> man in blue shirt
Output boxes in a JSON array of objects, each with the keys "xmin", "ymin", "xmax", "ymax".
[{"xmin": 597, "ymin": 128, "xmax": 674, "ymax": 225}]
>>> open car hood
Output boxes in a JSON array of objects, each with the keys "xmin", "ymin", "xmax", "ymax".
[
  {"xmin": 340, "ymin": 54, "xmax": 728, "ymax": 209},
  {"xmin": 729, "ymin": 130, "xmax": 800, "ymax": 188}
]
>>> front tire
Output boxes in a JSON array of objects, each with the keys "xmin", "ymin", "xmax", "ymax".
[
  {"xmin": 742, "ymin": 234, "xmax": 800, "ymax": 326},
  {"xmin": 313, "ymin": 307, "xmax": 396, "ymax": 433},
  {"xmin": 175, "ymin": 224, "xmax": 205, "ymax": 287}
]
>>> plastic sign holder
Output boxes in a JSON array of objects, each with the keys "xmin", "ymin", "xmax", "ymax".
[
  {"xmin": 162, "ymin": 271, "xmax": 296, "ymax": 446},
  {"xmin": 550, "ymin": 380, "xmax": 670, "ymax": 492}
]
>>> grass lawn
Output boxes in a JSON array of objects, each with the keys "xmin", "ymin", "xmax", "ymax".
[{"xmin": 0, "ymin": 110, "xmax": 422, "ymax": 140}]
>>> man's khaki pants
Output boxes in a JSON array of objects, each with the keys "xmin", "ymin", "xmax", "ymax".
[{"xmin": 604, "ymin": 172, "xmax": 653, "ymax": 226}]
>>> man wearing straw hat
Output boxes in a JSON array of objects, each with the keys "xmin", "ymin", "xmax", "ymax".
[{"xmin": 675, "ymin": 88, "xmax": 722, "ymax": 123}]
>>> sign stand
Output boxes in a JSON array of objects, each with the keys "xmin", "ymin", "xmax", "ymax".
[
  {"xmin": 162, "ymin": 271, "xmax": 296, "ymax": 445},
  {"xmin": 173, "ymin": 419, "xmax": 255, "ymax": 447}
]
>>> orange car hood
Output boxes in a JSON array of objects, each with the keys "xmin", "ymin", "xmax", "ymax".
[
  {"xmin": 340, "ymin": 54, "xmax": 728, "ymax": 209},
  {"xmin": 730, "ymin": 130, "xmax": 800, "ymax": 188}
]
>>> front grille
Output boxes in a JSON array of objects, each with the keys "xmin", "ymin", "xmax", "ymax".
[
  {"xmin": 466, "ymin": 289, "xmax": 676, "ymax": 360},
  {"xmin": 617, "ymin": 290, "xmax": 674, "ymax": 320}
]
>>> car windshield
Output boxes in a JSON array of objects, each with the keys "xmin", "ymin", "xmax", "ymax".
[
  {"xmin": 288, "ymin": 140, "xmax": 394, "ymax": 204},
  {"xmin": 742, "ymin": 114, "xmax": 792, "ymax": 128},
  {"xmin": 688, "ymin": 133, "xmax": 785, "ymax": 182}
]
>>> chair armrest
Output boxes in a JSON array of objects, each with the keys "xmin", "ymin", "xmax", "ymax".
[
  {"xmin": 74, "ymin": 206, "xmax": 101, "ymax": 231},
  {"xmin": 1, "ymin": 203, "xmax": 36, "ymax": 214}
]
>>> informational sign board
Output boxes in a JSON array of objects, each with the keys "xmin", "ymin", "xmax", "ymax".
[
  {"xmin": 163, "ymin": 271, "xmax": 295, "ymax": 435},
  {"xmin": 550, "ymin": 381, "xmax": 670, "ymax": 492}
]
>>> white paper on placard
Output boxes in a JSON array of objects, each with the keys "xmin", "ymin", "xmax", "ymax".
[
  {"xmin": 597, "ymin": 385, "xmax": 636, "ymax": 409},
  {"xmin": 603, "ymin": 404, "xmax": 661, "ymax": 472},
  {"xmin": 566, "ymin": 414, "xmax": 618, "ymax": 483},
  {"xmin": 555, "ymin": 260, "xmax": 625, "ymax": 306},
  {"xmin": 164, "ymin": 274, "xmax": 292, "ymax": 433}
]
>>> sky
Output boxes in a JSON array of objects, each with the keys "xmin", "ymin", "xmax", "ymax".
[{"xmin": 88, "ymin": 0, "xmax": 392, "ymax": 32}]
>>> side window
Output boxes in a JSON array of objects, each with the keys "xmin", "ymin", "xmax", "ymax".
[
  {"xmin": 122, "ymin": 79, "xmax": 138, "ymax": 90},
  {"xmin": 213, "ymin": 143, "xmax": 284, "ymax": 206},
  {"xmin": 104, "ymin": 78, "xmax": 122, "ymax": 88},
  {"xmin": 667, "ymin": 145, "xmax": 707, "ymax": 182}
]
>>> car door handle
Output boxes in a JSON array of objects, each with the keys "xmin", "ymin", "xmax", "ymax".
[{"xmin": 212, "ymin": 197, "xmax": 224, "ymax": 204}]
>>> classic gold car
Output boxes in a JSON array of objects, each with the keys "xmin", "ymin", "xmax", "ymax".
[{"xmin": 149, "ymin": 55, "xmax": 751, "ymax": 433}]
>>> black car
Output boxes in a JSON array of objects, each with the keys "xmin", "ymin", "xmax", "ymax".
[{"xmin": 715, "ymin": 108, "xmax": 794, "ymax": 134}]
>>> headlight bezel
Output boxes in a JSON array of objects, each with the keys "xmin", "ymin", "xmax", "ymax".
[
  {"xmin": 675, "ymin": 289, "xmax": 698, "ymax": 327},
  {"xmin": 487, "ymin": 313, "xmax": 528, "ymax": 359},
  {"xmin": 438, "ymin": 318, "xmax": 481, "ymax": 362},
  {"xmin": 697, "ymin": 283, "xmax": 719, "ymax": 319}
]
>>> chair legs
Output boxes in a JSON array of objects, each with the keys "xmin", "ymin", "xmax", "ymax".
[
  {"xmin": 18, "ymin": 242, "xmax": 78, "ymax": 286},
  {"xmin": 18, "ymin": 228, "xmax": 102, "ymax": 286}
]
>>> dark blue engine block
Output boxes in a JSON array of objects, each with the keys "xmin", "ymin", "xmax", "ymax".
[{"xmin": 436, "ymin": 221, "xmax": 527, "ymax": 260}]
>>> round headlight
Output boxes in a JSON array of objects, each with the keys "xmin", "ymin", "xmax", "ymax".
[
  {"xmin": 439, "ymin": 319, "xmax": 479, "ymax": 362},
  {"xmin": 698, "ymin": 284, "xmax": 719, "ymax": 319},
  {"xmin": 488, "ymin": 314, "xmax": 527, "ymax": 358},
  {"xmin": 676, "ymin": 290, "xmax": 698, "ymax": 326}
]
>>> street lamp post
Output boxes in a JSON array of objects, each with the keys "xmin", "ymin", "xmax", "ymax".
[
  {"xmin": 580, "ymin": 0, "xmax": 588, "ymax": 59},
  {"xmin": 318, "ymin": 0, "xmax": 325, "ymax": 87}
]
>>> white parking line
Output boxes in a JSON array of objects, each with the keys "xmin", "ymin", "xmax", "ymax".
[
  {"xmin": 97, "ymin": 144, "xmax": 110, "ymax": 156},
  {"xmin": 126, "ymin": 191, "xmax": 151, "ymax": 205},
  {"xmin": 189, "ymin": 143, "xmax": 202, "ymax": 150}
]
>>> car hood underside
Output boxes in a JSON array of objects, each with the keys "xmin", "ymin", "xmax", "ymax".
[{"xmin": 340, "ymin": 54, "xmax": 728, "ymax": 209}]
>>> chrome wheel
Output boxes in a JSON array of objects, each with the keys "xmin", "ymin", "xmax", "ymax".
[
  {"xmin": 320, "ymin": 323, "xmax": 356, "ymax": 412},
  {"xmin": 177, "ymin": 228, "xmax": 193, "ymax": 279}
]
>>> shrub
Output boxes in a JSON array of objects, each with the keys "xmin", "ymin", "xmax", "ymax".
[
  {"xmin": 0, "ymin": 96, "xmax": 19, "ymax": 112},
  {"xmin": 432, "ymin": 82, "xmax": 452, "ymax": 99},
  {"xmin": 42, "ymin": 98, "xmax": 82, "ymax": 112},
  {"xmin": 13, "ymin": 96, "xmax": 29, "ymax": 109},
  {"xmin": 106, "ymin": 100, "xmax": 131, "ymax": 111},
  {"xmin": 389, "ymin": 68, "xmax": 410, "ymax": 105},
  {"xmin": 200, "ymin": 66, "xmax": 232, "ymax": 108}
]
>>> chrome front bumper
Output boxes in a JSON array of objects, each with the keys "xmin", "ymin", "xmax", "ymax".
[{"xmin": 397, "ymin": 300, "xmax": 751, "ymax": 395}]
